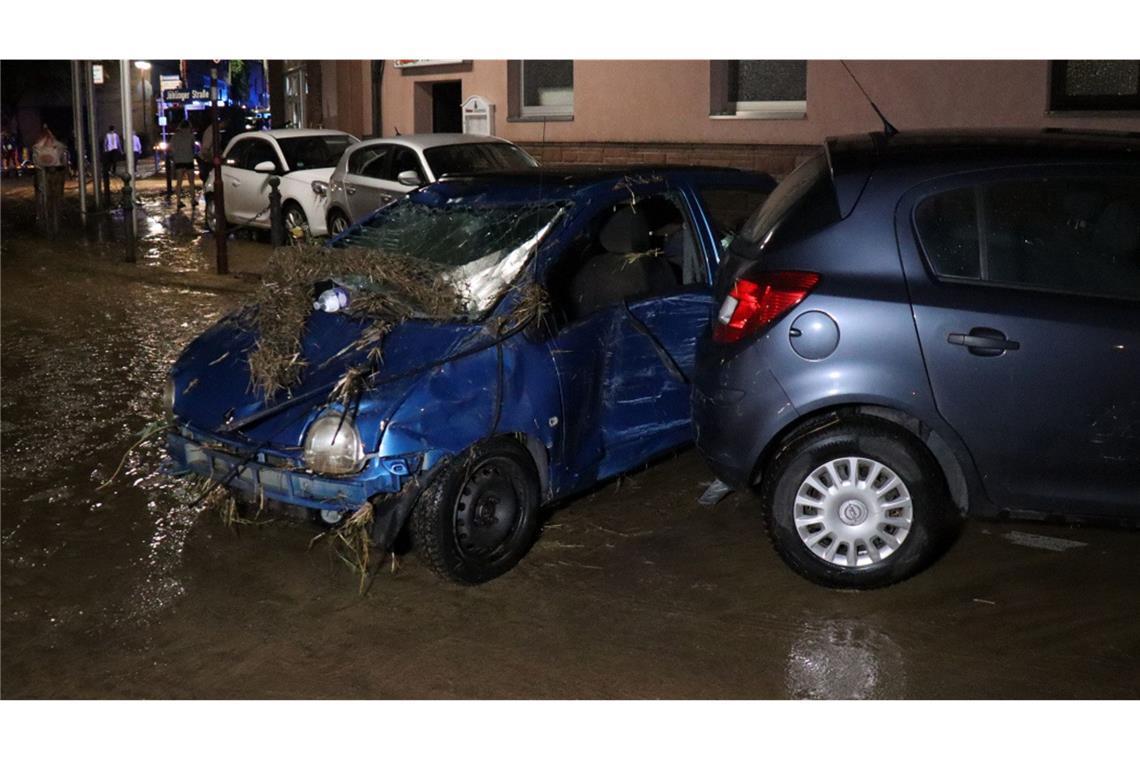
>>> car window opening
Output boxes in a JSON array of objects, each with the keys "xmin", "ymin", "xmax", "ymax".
[{"xmin": 549, "ymin": 193, "xmax": 702, "ymax": 323}]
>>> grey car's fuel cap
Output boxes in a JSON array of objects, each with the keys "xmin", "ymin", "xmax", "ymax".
[{"xmin": 789, "ymin": 311, "xmax": 840, "ymax": 360}]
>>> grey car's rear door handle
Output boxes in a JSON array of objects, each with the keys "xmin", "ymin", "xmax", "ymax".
[{"xmin": 948, "ymin": 328, "xmax": 1020, "ymax": 357}]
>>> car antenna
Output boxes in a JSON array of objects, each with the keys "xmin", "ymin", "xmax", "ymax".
[
  {"xmin": 394, "ymin": 126, "xmax": 401, "ymax": 136},
  {"xmin": 841, "ymin": 61, "xmax": 899, "ymax": 138}
]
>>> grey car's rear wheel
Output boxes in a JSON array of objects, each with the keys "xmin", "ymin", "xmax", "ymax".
[{"xmin": 761, "ymin": 418, "xmax": 958, "ymax": 589}]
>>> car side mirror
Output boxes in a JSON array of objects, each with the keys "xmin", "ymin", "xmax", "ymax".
[
  {"xmin": 254, "ymin": 160, "xmax": 277, "ymax": 174},
  {"xmin": 397, "ymin": 169, "xmax": 423, "ymax": 186}
]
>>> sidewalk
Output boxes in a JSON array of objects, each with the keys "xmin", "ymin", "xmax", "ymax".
[{"xmin": 2, "ymin": 165, "xmax": 272, "ymax": 295}]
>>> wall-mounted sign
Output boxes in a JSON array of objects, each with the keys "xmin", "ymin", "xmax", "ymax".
[
  {"xmin": 462, "ymin": 95, "xmax": 495, "ymax": 136},
  {"xmin": 393, "ymin": 60, "xmax": 464, "ymax": 69},
  {"xmin": 162, "ymin": 88, "xmax": 212, "ymax": 103},
  {"xmin": 92, "ymin": 64, "xmax": 104, "ymax": 85},
  {"xmin": 159, "ymin": 75, "xmax": 182, "ymax": 90}
]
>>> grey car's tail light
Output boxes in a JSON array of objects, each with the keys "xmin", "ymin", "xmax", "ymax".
[{"xmin": 712, "ymin": 271, "xmax": 820, "ymax": 343}]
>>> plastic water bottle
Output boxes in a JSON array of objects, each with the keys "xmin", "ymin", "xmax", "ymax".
[{"xmin": 313, "ymin": 286, "xmax": 349, "ymax": 313}]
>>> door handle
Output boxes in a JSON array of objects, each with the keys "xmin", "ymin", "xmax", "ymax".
[
  {"xmin": 345, "ymin": 185, "xmax": 357, "ymax": 195},
  {"xmin": 947, "ymin": 327, "xmax": 1019, "ymax": 357},
  {"xmin": 379, "ymin": 194, "xmax": 392, "ymax": 204}
]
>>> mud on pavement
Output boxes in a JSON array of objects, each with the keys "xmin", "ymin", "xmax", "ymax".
[{"xmin": 2, "ymin": 183, "xmax": 1138, "ymax": 699}]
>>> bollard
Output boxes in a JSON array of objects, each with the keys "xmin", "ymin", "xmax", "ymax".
[
  {"xmin": 120, "ymin": 174, "xmax": 133, "ymax": 210},
  {"xmin": 122, "ymin": 175, "xmax": 137, "ymax": 263},
  {"xmin": 268, "ymin": 175, "xmax": 284, "ymax": 248},
  {"xmin": 102, "ymin": 166, "xmax": 112, "ymax": 202},
  {"xmin": 165, "ymin": 154, "xmax": 173, "ymax": 197}
]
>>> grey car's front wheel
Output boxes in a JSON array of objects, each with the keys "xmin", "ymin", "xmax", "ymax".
[{"xmin": 761, "ymin": 418, "xmax": 959, "ymax": 589}]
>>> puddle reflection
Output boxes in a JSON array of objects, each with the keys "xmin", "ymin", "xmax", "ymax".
[{"xmin": 784, "ymin": 619, "xmax": 908, "ymax": 699}]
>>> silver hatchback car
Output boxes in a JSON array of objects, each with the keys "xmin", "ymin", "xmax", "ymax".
[{"xmin": 324, "ymin": 133, "xmax": 537, "ymax": 235}]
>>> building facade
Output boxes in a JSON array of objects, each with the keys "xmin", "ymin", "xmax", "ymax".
[{"xmin": 269, "ymin": 60, "xmax": 1140, "ymax": 175}]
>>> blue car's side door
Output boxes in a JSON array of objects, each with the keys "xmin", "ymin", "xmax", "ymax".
[{"xmin": 546, "ymin": 187, "xmax": 718, "ymax": 490}]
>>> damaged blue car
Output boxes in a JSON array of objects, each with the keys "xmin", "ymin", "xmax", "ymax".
[{"xmin": 165, "ymin": 166, "xmax": 775, "ymax": 583}]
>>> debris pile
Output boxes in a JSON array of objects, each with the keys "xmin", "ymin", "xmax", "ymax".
[{"xmin": 246, "ymin": 245, "xmax": 466, "ymax": 398}]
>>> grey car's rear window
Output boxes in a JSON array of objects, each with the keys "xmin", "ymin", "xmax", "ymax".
[
  {"xmin": 737, "ymin": 154, "xmax": 838, "ymax": 256},
  {"xmin": 913, "ymin": 188, "xmax": 981, "ymax": 279},
  {"xmin": 914, "ymin": 176, "xmax": 1140, "ymax": 299}
]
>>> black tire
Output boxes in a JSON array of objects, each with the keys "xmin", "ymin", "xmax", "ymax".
[
  {"xmin": 204, "ymin": 195, "xmax": 216, "ymax": 233},
  {"xmin": 410, "ymin": 439, "xmax": 541, "ymax": 584},
  {"xmin": 761, "ymin": 417, "xmax": 959, "ymax": 589},
  {"xmin": 327, "ymin": 209, "xmax": 350, "ymax": 237}
]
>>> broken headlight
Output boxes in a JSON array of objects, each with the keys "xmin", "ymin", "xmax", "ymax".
[{"xmin": 303, "ymin": 412, "xmax": 365, "ymax": 475}]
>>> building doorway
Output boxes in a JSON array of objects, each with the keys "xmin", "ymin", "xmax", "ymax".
[{"xmin": 431, "ymin": 81, "xmax": 462, "ymax": 133}]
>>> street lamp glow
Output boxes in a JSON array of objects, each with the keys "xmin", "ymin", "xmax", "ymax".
[{"xmin": 134, "ymin": 60, "xmax": 152, "ymax": 71}]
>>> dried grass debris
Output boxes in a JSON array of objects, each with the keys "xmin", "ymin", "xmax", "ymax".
[{"xmin": 245, "ymin": 245, "xmax": 466, "ymax": 399}]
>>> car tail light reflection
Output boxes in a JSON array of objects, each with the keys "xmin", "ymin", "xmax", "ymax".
[{"xmin": 712, "ymin": 271, "xmax": 820, "ymax": 343}]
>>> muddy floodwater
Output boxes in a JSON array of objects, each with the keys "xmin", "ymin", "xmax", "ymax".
[{"xmin": 2, "ymin": 181, "xmax": 1138, "ymax": 698}]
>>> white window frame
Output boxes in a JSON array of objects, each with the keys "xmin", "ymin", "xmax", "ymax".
[
  {"xmin": 711, "ymin": 61, "xmax": 807, "ymax": 120},
  {"xmin": 518, "ymin": 60, "xmax": 574, "ymax": 119}
]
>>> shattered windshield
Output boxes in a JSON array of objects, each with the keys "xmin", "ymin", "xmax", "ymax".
[{"xmin": 331, "ymin": 198, "xmax": 565, "ymax": 318}]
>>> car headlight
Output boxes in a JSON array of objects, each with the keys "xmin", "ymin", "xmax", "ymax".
[
  {"xmin": 163, "ymin": 376, "xmax": 176, "ymax": 420},
  {"xmin": 303, "ymin": 412, "xmax": 365, "ymax": 475}
]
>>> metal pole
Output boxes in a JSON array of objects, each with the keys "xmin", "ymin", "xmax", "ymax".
[
  {"xmin": 85, "ymin": 61, "xmax": 103, "ymax": 211},
  {"xmin": 71, "ymin": 60, "xmax": 88, "ymax": 221},
  {"xmin": 140, "ymin": 74, "xmax": 147, "ymax": 146},
  {"xmin": 268, "ymin": 175, "xmax": 283, "ymax": 247},
  {"xmin": 120, "ymin": 59, "xmax": 137, "ymax": 262},
  {"xmin": 211, "ymin": 64, "xmax": 229, "ymax": 274}
]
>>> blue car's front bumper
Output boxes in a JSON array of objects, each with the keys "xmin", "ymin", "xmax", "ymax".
[{"xmin": 166, "ymin": 426, "xmax": 406, "ymax": 513}]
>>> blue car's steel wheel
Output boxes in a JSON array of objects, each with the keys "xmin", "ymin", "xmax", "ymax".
[
  {"xmin": 455, "ymin": 461, "xmax": 524, "ymax": 560},
  {"xmin": 411, "ymin": 439, "xmax": 541, "ymax": 584},
  {"xmin": 761, "ymin": 417, "xmax": 959, "ymax": 589}
]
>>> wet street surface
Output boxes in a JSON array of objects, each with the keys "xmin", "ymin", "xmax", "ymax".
[{"xmin": 3, "ymin": 183, "xmax": 1138, "ymax": 699}]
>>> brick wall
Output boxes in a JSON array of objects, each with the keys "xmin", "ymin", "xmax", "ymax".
[{"xmin": 517, "ymin": 141, "xmax": 821, "ymax": 178}]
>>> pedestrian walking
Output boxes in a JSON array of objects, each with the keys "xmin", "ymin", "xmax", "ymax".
[
  {"xmin": 1, "ymin": 128, "xmax": 16, "ymax": 176},
  {"xmin": 132, "ymin": 132, "xmax": 142, "ymax": 175},
  {"xmin": 32, "ymin": 124, "xmax": 68, "ymax": 236},
  {"xmin": 103, "ymin": 125, "xmax": 123, "ymax": 177},
  {"xmin": 171, "ymin": 120, "xmax": 197, "ymax": 209},
  {"xmin": 197, "ymin": 126, "xmax": 214, "ymax": 183}
]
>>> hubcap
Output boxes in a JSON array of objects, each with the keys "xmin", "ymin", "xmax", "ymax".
[
  {"xmin": 331, "ymin": 216, "xmax": 347, "ymax": 234},
  {"xmin": 454, "ymin": 460, "xmax": 522, "ymax": 561},
  {"xmin": 793, "ymin": 457, "xmax": 913, "ymax": 568}
]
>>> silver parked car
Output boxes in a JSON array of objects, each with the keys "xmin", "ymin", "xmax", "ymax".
[{"xmin": 325, "ymin": 133, "xmax": 537, "ymax": 235}]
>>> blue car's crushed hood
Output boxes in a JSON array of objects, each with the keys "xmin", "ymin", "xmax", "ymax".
[{"xmin": 171, "ymin": 308, "xmax": 485, "ymax": 452}]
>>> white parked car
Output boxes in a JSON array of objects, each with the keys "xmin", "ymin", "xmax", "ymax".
[
  {"xmin": 204, "ymin": 128, "xmax": 358, "ymax": 237},
  {"xmin": 325, "ymin": 133, "xmax": 537, "ymax": 235}
]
